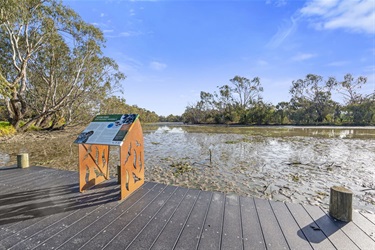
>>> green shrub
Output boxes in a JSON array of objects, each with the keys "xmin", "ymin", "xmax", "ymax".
[{"xmin": 0, "ymin": 121, "xmax": 16, "ymax": 136}]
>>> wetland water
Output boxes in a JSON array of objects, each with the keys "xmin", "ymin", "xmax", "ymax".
[{"xmin": 142, "ymin": 124, "xmax": 375, "ymax": 213}]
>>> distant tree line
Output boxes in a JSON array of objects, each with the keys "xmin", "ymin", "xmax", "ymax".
[
  {"xmin": 99, "ymin": 96, "xmax": 159, "ymax": 123},
  {"xmin": 182, "ymin": 74, "xmax": 375, "ymax": 126}
]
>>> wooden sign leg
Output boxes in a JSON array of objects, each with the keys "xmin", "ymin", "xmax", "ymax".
[
  {"xmin": 78, "ymin": 144, "xmax": 110, "ymax": 192},
  {"xmin": 120, "ymin": 119, "xmax": 145, "ymax": 200}
]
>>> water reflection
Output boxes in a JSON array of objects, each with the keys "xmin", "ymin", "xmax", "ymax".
[
  {"xmin": 144, "ymin": 124, "xmax": 375, "ymax": 139},
  {"xmin": 154, "ymin": 126, "xmax": 186, "ymax": 134}
]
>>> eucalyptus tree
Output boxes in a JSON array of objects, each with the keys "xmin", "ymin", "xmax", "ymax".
[
  {"xmin": 289, "ymin": 74, "xmax": 335, "ymax": 123},
  {"xmin": 328, "ymin": 73, "xmax": 373, "ymax": 124},
  {"xmin": 332, "ymin": 74, "xmax": 368, "ymax": 104},
  {"xmin": 0, "ymin": 0, "xmax": 124, "ymax": 130},
  {"xmin": 229, "ymin": 76, "xmax": 263, "ymax": 110},
  {"xmin": 275, "ymin": 101, "xmax": 290, "ymax": 124}
]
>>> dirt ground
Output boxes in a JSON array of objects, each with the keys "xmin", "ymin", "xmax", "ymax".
[{"xmin": 0, "ymin": 127, "xmax": 83, "ymax": 170}]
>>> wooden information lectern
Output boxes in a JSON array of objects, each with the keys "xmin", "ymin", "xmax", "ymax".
[{"xmin": 74, "ymin": 114, "xmax": 144, "ymax": 200}]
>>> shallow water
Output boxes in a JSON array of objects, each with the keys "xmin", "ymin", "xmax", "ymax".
[{"xmin": 142, "ymin": 124, "xmax": 375, "ymax": 213}]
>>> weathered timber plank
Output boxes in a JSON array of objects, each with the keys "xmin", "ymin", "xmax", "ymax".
[
  {"xmin": 0, "ymin": 167, "xmax": 36, "ymax": 180},
  {"xmin": 254, "ymin": 198, "xmax": 289, "ymax": 250},
  {"xmin": 0, "ymin": 168, "xmax": 58, "ymax": 188},
  {"xmin": 286, "ymin": 203, "xmax": 335, "ymax": 250},
  {"xmin": 174, "ymin": 191, "xmax": 212, "ymax": 250},
  {"xmin": 150, "ymin": 189, "xmax": 200, "ymax": 250},
  {"xmin": 0, "ymin": 166, "xmax": 50, "ymax": 180},
  {"xmin": 79, "ymin": 183, "xmax": 167, "ymax": 250},
  {"xmin": 322, "ymin": 210, "xmax": 375, "ymax": 250},
  {"xmin": 0, "ymin": 173, "xmax": 78, "ymax": 227},
  {"xmin": 270, "ymin": 201, "xmax": 312, "ymax": 250},
  {"xmin": 102, "ymin": 185, "xmax": 178, "ymax": 249},
  {"xmin": 240, "ymin": 196, "xmax": 266, "ymax": 250},
  {"xmin": 0, "ymin": 169, "xmax": 76, "ymax": 196},
  {"xmin": 0, "ymin": 209, "xmax": 78, "ymax": 249},
  {"xmin": 352, "ymin": 212, "xmax": 375, "ymax": 241},
  {"xmin": 33, "ymin": 194, "xmax": 124, "ymax": 250},
  {"xmin": 8, "ymin": 180, "xmax": 122, "ymax": 250},
  {"xmin": 221, "ymin": 194, "xmax": 243, "ymax": 250},
  {"xmin": 198, "ymin": 192, "xmax": 225, "ymax": 250},
  {"xmin": 58, "ymin": 182, "xmax": 156, "ymax": 250},
  {"xmin": 0, "ymin": 171, "xmax": 77, "ymax": 210},
  {"xmin": 303, "ymin": 205, "xmax": 359, "ymax": 249},
  {"xmin": 125, "ymin": 187, "xmax": 189, "ymax": 250},
  {"xmin": 360, "ymin": 212, "xmax": 375, "ymax": 225}
]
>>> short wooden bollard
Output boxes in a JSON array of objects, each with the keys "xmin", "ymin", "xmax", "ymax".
[
  {"xmin": 17, "ymin": 153, "xmax": 29, "ymax": 168},
  {"xmin": 329, "ymin": 186, "xmax": 353, "ymax": 222}
]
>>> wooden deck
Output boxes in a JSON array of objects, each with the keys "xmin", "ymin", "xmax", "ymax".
[{"xmin": 0, "ymin": 166, "xmax": 374, "ymax": 250}]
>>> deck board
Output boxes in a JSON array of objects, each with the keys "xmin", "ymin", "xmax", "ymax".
[
  {"xmin": 221, "ymin": 194, "xmax": 243, "ymax": 250},
  {"xmin": 240, "ymin": 196, "xmax": 266, "ymax": 250},
  {"xmin": 360, "ymin": 212, "xmax": 375, "ymax": 225},
  {"xmin": 174, "ymin": 191, "xmax": 212, "ymax": 250},
  {"xmin": 269, "ymin": 201, "xmax": 312, "ymax": 250},
  {"xmin": 58, "ymin": 182, "xmax": 156, "ymax": 250},
  {"xmin": 352, "ymin": 212, "xmax": 375, "ymax": 241},
  {"xmin": 1, "ymin": 166, "xmax": 374, "ymax": 250},
  {"xmin": 286, "ymin": 202, "xmax": 336, "ymax": 250},
  {"xmin": 150, "ymin": 189, "xmax": 200, "ymax": 250},
  {"xmin": 80, "ymin": 183, "xmax": 167, "ymax": 250},
  {"xmin": 303, "ymin": 204, "xmax": 360, "ymax": 249},
  {"xmin": 323, "ymin": 209, "xmax": 375, "ymax": 250},
  {"xmin": 255, "ymin": 198, "xmax": 289, "ymax": 250},
  {"xmin": 126, "ymin": 187, "xmax": 189, "ymax": 249},
  {"xmin": 198, "ymin": 192, "xmax": 225, "ymax": 250},
  {"xmin": 103, "ymin": 185, "xmax": 178, "ymax": 249}
]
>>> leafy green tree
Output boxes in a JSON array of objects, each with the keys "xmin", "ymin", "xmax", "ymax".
[
  {"xmin": 182, "ymin": 102, "xmax": 206, "ymax": 124},
  {"xmin": 330, "ymin": 74, "xmax": 374, "ymax": 124},
  {"xmin": 275, "ymin": 101, "xmax": 290, "ymax": 124},
  {"xmin": 241, "ymin": 101, "xmax": 274, "ymax": 125},
  {"xmin": 0, "ymin": 0, "xmax": 124, "ymax": 130},
  {"xmin": 230, "ymin": 76, "xmax": 263, "ymax": 109},
  {"xmin": 99, "ymin": 96, "xmax": 159, "ymax": 123},
  {"xmin": 289, "ymin": 74, "xmax": 335, "ymax": 123},
  {"xmin": 332, "ymin": 73, "xmax": 368, "ymax": 104}
]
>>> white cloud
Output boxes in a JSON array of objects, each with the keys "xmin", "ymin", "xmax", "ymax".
[
  {"xmin": 292, "ymin": 53, "xmax": 316, "ymax": 61},
  {"xmin": 150, "ymin": 61, "xmax": 167, "ymax": 71},
  {"xmin": 103, "ymin": 29, "xmax": 114, "ymax": 33},
  {"xmin": 326, "ymin": 61, "xmax": 349, "ymax": 66},
  {"xmin": 300, "ymin": 0, "xmax": 375, "ymax": 34},
  {"xmin": 106, "ymin": 31, "xmax": 143, "ymax": 38},
  {"xmin": 266, "ymin": 16, "xmax": 298, "ymax": 49},
  {"xmin": 266, "ymin": 0, "xmax": 287, "ymax": 7},
  {"xmin": 257, "ymin": 60, "xmax": 269, "ymax": 66}
]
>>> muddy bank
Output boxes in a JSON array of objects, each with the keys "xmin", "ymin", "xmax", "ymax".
[{"xmin": 0, "ymin": 124, "xmax": 374, "ymax": 213}]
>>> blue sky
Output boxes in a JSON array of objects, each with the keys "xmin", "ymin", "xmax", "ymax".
[{"xmin": 64, "ymin": 0, "xmax": 375, "ymax": 116}]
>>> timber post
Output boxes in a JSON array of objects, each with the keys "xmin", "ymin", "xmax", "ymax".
[
  {"xmin": 329, "ymin": 186, "xmax": 353, "ymax": 222},
  {"xmin": 17, "ymin": 153, "xmax": 29, "ymax": 168}
]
